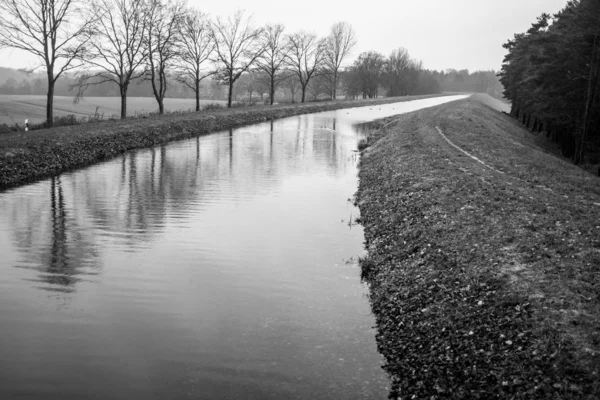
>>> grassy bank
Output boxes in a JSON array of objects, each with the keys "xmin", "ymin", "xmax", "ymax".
[
  {"xmin": 356, "ymin": 95, "xmax": 600, "ymax": 398},
  {"xmin": 0, "ymin": 94, "xmax": 446, "ymax": 191}
]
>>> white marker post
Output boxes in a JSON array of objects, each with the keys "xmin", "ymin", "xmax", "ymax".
[{"xmin": 25, "ymin": 119, "xmax": 28, "ymax": 132}]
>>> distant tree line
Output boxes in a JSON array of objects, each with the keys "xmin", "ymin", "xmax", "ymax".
[
  {"xmin": 438, "ymin": 69, "xmax": 504, "ymax": 99},
  {"xmin": 0, "ymin": 65, "xmax": 504, "ymax": 101},
  {"xmin": 0, "ymin": 0, "xmax": 502, "ymax": 128},
  {"xmin": 499, "ymin": 0, "xmax": 600, "ymax": 165},
  {"xmin": 343, "ymin": 49, "xmax": 440, "ymax": 98},
  {"xmin": 341, "ymin": 51, "xmax": 503, "ymax": 100},
  {"xmin": 0, "ymin": 72, "xmax": 225, "ymax": 99}
]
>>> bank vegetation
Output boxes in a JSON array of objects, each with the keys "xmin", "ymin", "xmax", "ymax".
[{"xmin": 357, "ymin": 95, "xmax": 600, "ymax": 398}]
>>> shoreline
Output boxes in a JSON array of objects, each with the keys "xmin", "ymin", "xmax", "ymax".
[
  {"xmin": 0, "ymin": 94, "xmax": 448, "ymax": 191},
  {"xmin": 356, "ymin": 96, "xmax": 600, "ymax": 398}
]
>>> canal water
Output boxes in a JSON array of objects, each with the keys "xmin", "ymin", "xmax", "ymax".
[{"xmin": 0, "ymin": 95, "xmax": 467, "ymax": 399}]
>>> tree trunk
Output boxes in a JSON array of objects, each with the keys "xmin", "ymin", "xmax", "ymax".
[
  {"xmin": 301, "ymin": 84, "xmax": 307, "ymax": 103},
  {"xmin": 159, "ymin": 69, "xmax": 167, "ymax": 115},
  {"xmin": 270, "ymin": 74, "xmax": 275, "ymax": 105},
  {"xmin": 228, "ymin": 79, "xmax": 233, "ymax": 108},
  {"xmin": 46, "ymin": 74, "xmax": 55, "ymax": 128},
  {"xmin": 120, "ymin": 87, "xmax": 127, "ymax": 119},
  {"xmin": 149, "ymin": 66, "xmax": 164, "ymax": 115},
  {"xmin": 575, "ymin": 35, "xmax": 599, "ymax": 164},
  {"xmin": 195, "ymin": 79, "xmax": 200, "ymax": 112},
  {"xmin": 332, "ymin": 70, "xmax": 338, "ymax": 100}
]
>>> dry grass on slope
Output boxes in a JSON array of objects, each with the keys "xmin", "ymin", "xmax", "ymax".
[{"xmin": 357, "ymin": 97, "xmax": 600, "ymax": 399}]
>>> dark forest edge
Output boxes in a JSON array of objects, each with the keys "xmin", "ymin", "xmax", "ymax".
[
  {"xmin": 499, "ymin": 0, "xmax": 600, "ymax": 168},
  {"xmin": 356, "ymin": 95, "xmax": 600, "ymax": 399},
  {"xmin": 0, "ymin": 94, "xmax": 448, "ymax": 191}
]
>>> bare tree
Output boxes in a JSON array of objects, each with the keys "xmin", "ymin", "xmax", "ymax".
[
  {"xmin": 285, "ymin": 31, "xmax": 325, "ymax": 103},
  {"xmin": 344, "ymin": 51, "xmax": 385, "ymax": 99},
  {"xmin": 307, "ymin": 74, "xmax": 330, "ymax": 101},
  {"xmin": 176, "ymin": 10, "xmax": 215, "ymax": 112},
  {"xmin": 256, "ymin": 24, "xmax": 288, "ymax": 105},
  {"xmin": 323, "ymin": 22, "xmax": 356, "ymax": 100},
  {"xmin": 77, "ymin": 0, "xmax": 147, "ymax": 119},
  {"xmin": 237, "ymin": 70, "xmax": 269, "ymax": 103},
  {"xmin": 254, "ymin": 70, "xmax": 270, "ymax": 102},
  {"xmin": 0, "ymin": 0, "xmax": 94, "ymax": 127},
  {"xmin": 237, "ymin": 72, "xmax": 257, "ymax": 103},
  {"xmin": 281, "ymin": 70, "xmax": 300, "ymax": 103},
  {"xmin": 145, "ymin": 0, "xmax": 185, "ymax": 114},
  {"xmin": 210, "ymin": 10, "xmax": 264, "ymax": 108},
  {"xmin": 384, "ymin": 47, "xmax": 413, "ymax": 97}
]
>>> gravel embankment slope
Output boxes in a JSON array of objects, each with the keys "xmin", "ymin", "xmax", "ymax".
[
  {"xmin": 356, "ymin": 95, "xmax": 600, "ymax": 399},
  {"xmin": 0, "ymin": 94, "xmax": 445, "ymax": 191}
]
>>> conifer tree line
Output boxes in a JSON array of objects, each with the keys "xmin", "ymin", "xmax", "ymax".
[
  {"xmin": 499, "ymin": 0, "xmax": 600, "ymax": 165},
  {"xmin": 0, "ymin": 0, "xmax": 499, "ymax": 127}
]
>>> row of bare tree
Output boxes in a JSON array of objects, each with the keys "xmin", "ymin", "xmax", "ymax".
[{"xmin": 0, "ymin": 0, "xmax": 357, "ymax": 126}]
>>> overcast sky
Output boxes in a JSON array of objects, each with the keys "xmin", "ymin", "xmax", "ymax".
[{"xmin": 0, "ymin": 0, "xmax": 568, "ymax": 72}]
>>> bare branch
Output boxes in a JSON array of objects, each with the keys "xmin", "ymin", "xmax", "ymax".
[
  {"xmin": 254, "ymin": 24, "xmax": 288, "ymax": 104},
  {"xmin": 284, "ymin": 30, "xmax": 326, "ymax": 102},
  {"xmin": 210, "ymin": 9, "xmax": 265, "ymax": 107},
  {"xmin": 0, "ymin": 0, "xmax": 95, "ymax": 126},
  {"xmin": 144, "ymin": 0, "xmax": 186, "ymax": 114},
  {"xmin": 323, "ymin": 21, "xmax": 356, "ymax": 98},
  {"xmin": 173, "ymin": 9, "xmax": 216, "ymax": 110},
  {"xmin": 80, "ymin": 0, "xmax": 149, "ymax": 118}
]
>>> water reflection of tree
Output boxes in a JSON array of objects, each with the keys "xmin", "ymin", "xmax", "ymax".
[
  {"xmin": 10, "ymin": 177, "xmax": 101, "ymax": 293},
  {"xmin": 47, "ymin": 177, "xmax": 71, "ymax": 287},
  {"xmin": 6, "ymin": 112, "xmax": 365, "ymax": 293},
  {"xmin": 259, "ymin": 114, "xmax": 357, "ymax": 178},
  {"xmin": 311, "ymin": 116, "xmax": 359, "ymax": 176},
  {"xmin": 71, "ymin": 138, "xmax": 228, "ymax": 248}
]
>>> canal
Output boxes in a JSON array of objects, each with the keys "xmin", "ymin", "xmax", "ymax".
[{"xmin": 0, "ymin": 95, "xmax": 467, "ymax": 399}]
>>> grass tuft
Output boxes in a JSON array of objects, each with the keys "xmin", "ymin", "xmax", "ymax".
[{"xmin": 357, "ymin": 138, "xmax": 369, "ymax": 151}]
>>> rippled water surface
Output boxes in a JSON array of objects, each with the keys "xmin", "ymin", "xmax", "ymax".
[{"xmin": 0, "ymin": 95, "xmax": 467, "ymax": 399}]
